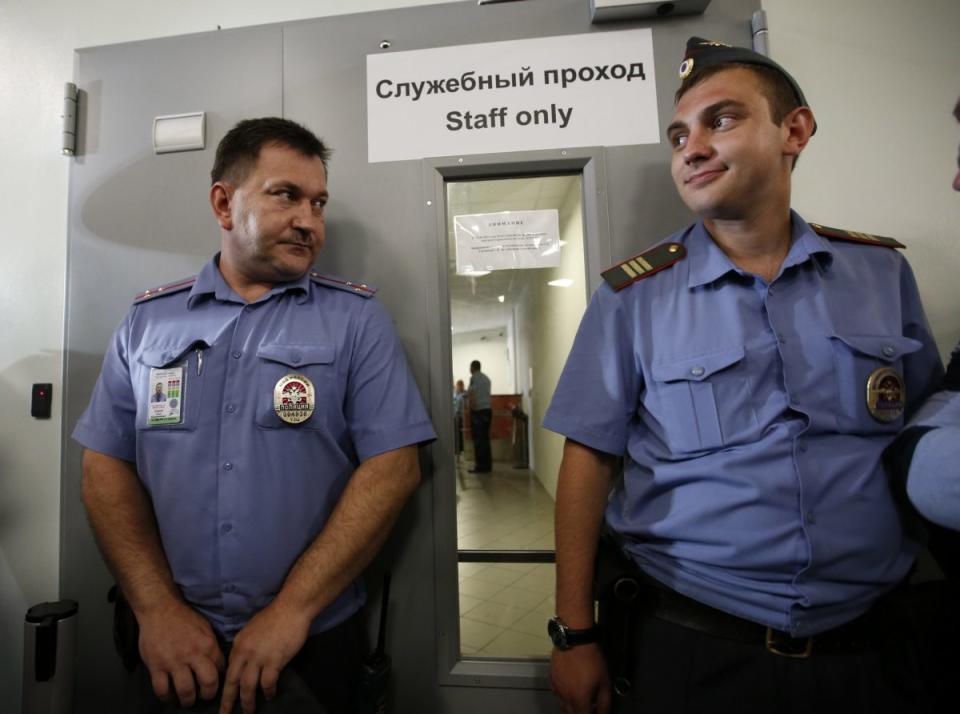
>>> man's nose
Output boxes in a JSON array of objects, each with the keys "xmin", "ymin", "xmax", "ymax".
[
  {"xmin": 682, "ymin": 129, "xmax": 713, "ymax": 164},
  {"xmin": 291, "ymin": 201, "xmax": 320, "ymax": 233}
]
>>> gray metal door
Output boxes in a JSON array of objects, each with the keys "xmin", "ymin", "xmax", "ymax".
[{"xmin": 62, "ymin": 1, "xmax": 759, "ymax": 711}]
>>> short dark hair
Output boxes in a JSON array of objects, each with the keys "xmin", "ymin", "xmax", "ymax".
[
  {"xmin": 210, "ymin": 117, "xmax": 330, "ymax": 186},
  {"xmin": 675, "ymin": 63, "xmax": 800, "ymax": 126},
  {"xmin": 470, "ymin": 360, "xmax": 481, "ymax": 371}
]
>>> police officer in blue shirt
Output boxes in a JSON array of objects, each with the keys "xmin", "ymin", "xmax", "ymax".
[
  {"xmin": 545, "ymin": 39, "xmax": 943, "ymax": 713},
  {"xmin": 74, "ymin": 118, "xmax": 436, "ymax": 714},
  {"xmin": 888, "ymin": 97, "xmax": 960, "ymax": 531}
]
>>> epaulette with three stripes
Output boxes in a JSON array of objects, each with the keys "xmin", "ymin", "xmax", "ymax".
[{"xmin": 601, "ymin": 242, "xmax": 687, "ymax": 292}]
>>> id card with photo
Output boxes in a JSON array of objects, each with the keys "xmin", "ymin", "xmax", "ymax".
[{"xmin": 147, "ymin": 366, "xmax": 185, "ymax": 426}]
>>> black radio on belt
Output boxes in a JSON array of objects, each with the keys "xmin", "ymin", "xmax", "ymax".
[{"xmin": 357, "ymin": 571, "xmax": 392, "ymax": 714}]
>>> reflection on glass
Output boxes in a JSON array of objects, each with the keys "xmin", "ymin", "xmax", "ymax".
[{"xmin": 446, "ymin": 175, "xmax": 586, "ymax": 659}]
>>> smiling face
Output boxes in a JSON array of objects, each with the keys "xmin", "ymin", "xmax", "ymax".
[
  {"xmin": 213, "ymin": 142, "xmax": 328, "ymax": 289},
  {"xmin": 667, "ymin": 67, "xmax": 801, "ymax": 221}
]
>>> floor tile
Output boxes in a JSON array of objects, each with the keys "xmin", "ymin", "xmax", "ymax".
[
  {"xmin": 459, "ymin": 618, "xmax": 502, "ymax": 650},
  {"xmin": 458, "ymin": 577, "xmax": 505, "ymax": 600},
  {"xmin": 478, "ymin": 628, "xmax": 552, "ymax": 659}
]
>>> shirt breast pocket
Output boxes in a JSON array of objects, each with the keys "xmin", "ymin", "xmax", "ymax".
[
  {"xmin": 256, "ymin": 343, "xmax": 337, "ymax": 430},
  {"xmin": 830, "ymin": 334, "xmax": 922, "ymax": 430},
  {"xmin": 648, "ymin": 346, "xmax": 756, "ymax": 454},
  {"xmin": 136, "ymin": 343, "xmax": 206, "ymax": 432}
]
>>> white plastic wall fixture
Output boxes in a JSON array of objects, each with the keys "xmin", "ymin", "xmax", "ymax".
[{"xmin": 153, "ymin": 112, "xmax": 206, "ymax": 154}]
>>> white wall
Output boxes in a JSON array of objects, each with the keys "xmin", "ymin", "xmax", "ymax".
[
  {"xmin": 452, "ymin": 329, "xmax": 514, "ymax": 396},
  {"xmin": 762, "ymin": 0, "xmax": 960, "ymax": 357},
  {"xmin": 0, "ymin": 0, "xmax": 450, "ymax": 706},
  {"xmin": 528, "ymin": 180, "xmax": 587, "ymax": 499}
]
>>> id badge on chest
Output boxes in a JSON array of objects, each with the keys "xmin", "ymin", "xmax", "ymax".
[{"xmin": 147, "ymin": 366, "xmax": 185, "ymax": 426}]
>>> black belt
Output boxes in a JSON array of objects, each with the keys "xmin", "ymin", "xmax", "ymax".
[{"xmin": 640, "ymin": 576, "xmax": 908, "ymax": 658}]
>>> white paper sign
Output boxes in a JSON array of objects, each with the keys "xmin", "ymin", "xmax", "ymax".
[
  {"xmin": 367, "ymin": 29, "xmax": 659, "ymax": 163},
  {"xmin": 454, "ymin": 210, "xmax": 561, "ymax": 274}
]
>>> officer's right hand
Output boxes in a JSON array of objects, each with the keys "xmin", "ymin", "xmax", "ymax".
[
  {"xmin": 138, "ymin": 598, "xmax": 226, "ymax": 708},
  {"xmin": 550, "ymin": 644, "xmax": 612, "ymax": 714}
]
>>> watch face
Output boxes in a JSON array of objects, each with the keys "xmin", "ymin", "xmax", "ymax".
[{"xmin": 547, "ymin": 617, "xmax": 567, "ymax": 649}]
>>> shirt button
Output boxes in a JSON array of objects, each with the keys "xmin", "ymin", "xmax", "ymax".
[
  {"xmin": 225, "ymin": 404, "xmax": 236, "ymax": 413},
  {"xmin": 232, "ymin": 351, "xmax": 242, "ymax": 359},
  {"xmin": 798, "ymin": 441, "xmax": 807, "ymax": 452},
  {"xmin": 221, "ymin": 523, "xmax": 233, "ymax": 533},
  {"xmin": 223, "ymin": 461, "xmax": 233, "ymax": 471},
  {"xmin": 882, "ymin": 346, "xmax": 895, "ymax": 357},
  {"xmin": 778, "ymin": 335, "xmax": 787, "ymax": 344},
  {"xmin": 690, "ymin": 367, "xmax": 705, "ymax": 377},
  {"xmin": 806, "ymin": 512, "xmax": 816, "ymax": 524},
  {"xmin": 290, "ymin": 352, "xmax": 302, "ymax": 364},
  {"xmin": 224, "ymin": 584, "xmax": 237, "ymax": 593}
]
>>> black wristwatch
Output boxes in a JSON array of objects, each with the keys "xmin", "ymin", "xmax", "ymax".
[{"xmin": 548, "ymin": 616, "xmax": 598, "ymax": 650}]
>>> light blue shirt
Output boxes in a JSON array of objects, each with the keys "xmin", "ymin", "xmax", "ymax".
[
  {"xmin": 903, "ymin": 347, "xmax": 960, "ymax": 529},
  {"xmin": 468, "ymin": 371, "xmax": 491, "ymax": 410},
  {"xmin": 544, "ymin": 213, "xmax": 942, "ymax": 636},
  {"xmin": 74, "ymin": 256, "xmax": 436, "ymax": 639}
]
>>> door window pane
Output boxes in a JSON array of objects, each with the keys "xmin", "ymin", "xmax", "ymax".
[{"xmin": 447, "ymin": 175, "xmax": 586, "ymax": 659}]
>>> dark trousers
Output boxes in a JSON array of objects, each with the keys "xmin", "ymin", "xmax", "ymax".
[
  {"xmin": 470, "ymin": 409, "xmax": 492, "ymax": 470},
  {"xmin": 611, "ymin": 584, "xmax": 959, "ymax": 714},
  {"xmin": 139, "ymin": 614, "xmax": 365, "ymax": 714}
]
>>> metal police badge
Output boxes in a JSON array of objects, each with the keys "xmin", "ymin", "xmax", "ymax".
[
  {"xmin": 273, "ymin": 374, "xmax": 316, "ymax": 425},
  {"xmin": 865, "ymin": 367, "xmax": 905, "ymax": 423}
]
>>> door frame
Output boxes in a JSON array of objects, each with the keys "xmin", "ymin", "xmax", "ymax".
[{"xmin": 421, "ymin": 147, "xmax": 611, "ymax": 689}]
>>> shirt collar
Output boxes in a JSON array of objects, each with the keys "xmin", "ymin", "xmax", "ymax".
[
  {"xmin": 187, "ymin": 253, "xmax": 312, "ymax": 309},
  {"xmin": 685, "ymin": 210, "xmax": 834, "ymax": 289}
]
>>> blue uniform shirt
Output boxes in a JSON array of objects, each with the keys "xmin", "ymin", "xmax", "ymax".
[
  {"xmin": 902, "ymin": 346, "xmax": 960, "ymax": 529},
  {"xmin": 544, "ymin": 213, "xmax": 942, "ymax": 637},
  {"xmin": 74, "ymin": 256, "xmax": 436, "ymax": 639}
]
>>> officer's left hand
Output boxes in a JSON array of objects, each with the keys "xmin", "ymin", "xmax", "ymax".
[{"xmin": 218, "ymin": 601, "xmax": 310, "ymax": 714}]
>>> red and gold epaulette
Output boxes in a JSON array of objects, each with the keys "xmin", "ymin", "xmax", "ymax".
[
  {"xmin": 133, "ymin": 277, "xmax": 196, "ymax": 303},
  {"xmin": 309, "ymin": 271, "xmax": 377, "ymax": 298},
  {"xmin": 809, "ymin": 223, "xmax": 905, "ymax": 250},
  {"xmin": 601, "ymin": 242, "xmax": 687, "ymax": 292}
]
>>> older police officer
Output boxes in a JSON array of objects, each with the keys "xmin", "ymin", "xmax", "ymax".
[
  {"xmin": 74, "ymin": 118, "xmax": 435, "ymax": 714},
  {"xmin": 545, "ymin": 39, "xmax": 942, "ymax": 713}
]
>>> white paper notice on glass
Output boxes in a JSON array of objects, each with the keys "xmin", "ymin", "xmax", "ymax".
[{"xmin": 454, "ymin": 209, "xmax": 561, "ymax": 274}]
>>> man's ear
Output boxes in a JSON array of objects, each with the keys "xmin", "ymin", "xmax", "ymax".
[
  {"xmin": 782, "ymin": 106, "xmax": 815, "ymax": 159},
  {"xmin": 210, "ymin": 181, "xmax": 234, "ymax": 230}
]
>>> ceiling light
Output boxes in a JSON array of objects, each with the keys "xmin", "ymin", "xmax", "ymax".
[
  {"xmin": 497, "ymin": 295, "xmax": 505, "ymax": 303},
  {"xmin": 461, "ymin": 270, "xmax": 491, "ymax": 277},
  {"xmin": 548, "ymin": 278, "xmax": 574, "ymax": 288}
]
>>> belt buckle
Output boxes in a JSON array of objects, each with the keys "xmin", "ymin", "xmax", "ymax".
[{"xmin": 765, "ymin": 627, "xmax": 813, "ymax": 658}]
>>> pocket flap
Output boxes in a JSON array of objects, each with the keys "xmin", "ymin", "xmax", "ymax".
[
  {"xmin": 831, "ymin": 334, "xmax": 922, "ymax": 362},
  {"xmin": 651, "ymin": 346, "xmax": 745, "ymax": 383},
  {"xmin": 257, "ymin": 343, "xmax": 335, "ymax": 368},
  {"xmin": 139, "ymin": 341, "xmax": 209, "ymax": 367}
]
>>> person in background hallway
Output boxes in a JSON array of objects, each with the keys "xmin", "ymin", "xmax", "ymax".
[
  {"xmin": 887, "ymin": 97, "xmax": 960, "ymax": 531},
  {"xmin": 73, "ymin": 117, "xmax": 436, "ymax": 714},
  {"xmin": 544, "ymin": 37, "xmax": 943, "ymax": 714},
  {"xmin": 467, "ymin": 360, "xmax": 492, "ymax": 473},
  {"xmin": 453, "ymin": 379, "xmax": 466, "ymax": 461}
]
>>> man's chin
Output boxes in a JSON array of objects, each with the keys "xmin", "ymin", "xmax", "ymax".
[{"xmin": 266, "ymin": 257, "xmax": 314, "ymax": 283}]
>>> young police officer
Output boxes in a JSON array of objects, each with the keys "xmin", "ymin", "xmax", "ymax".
[{"xmin": 544, "ymin": 38, "xmax": 942, "ymax": 713}]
